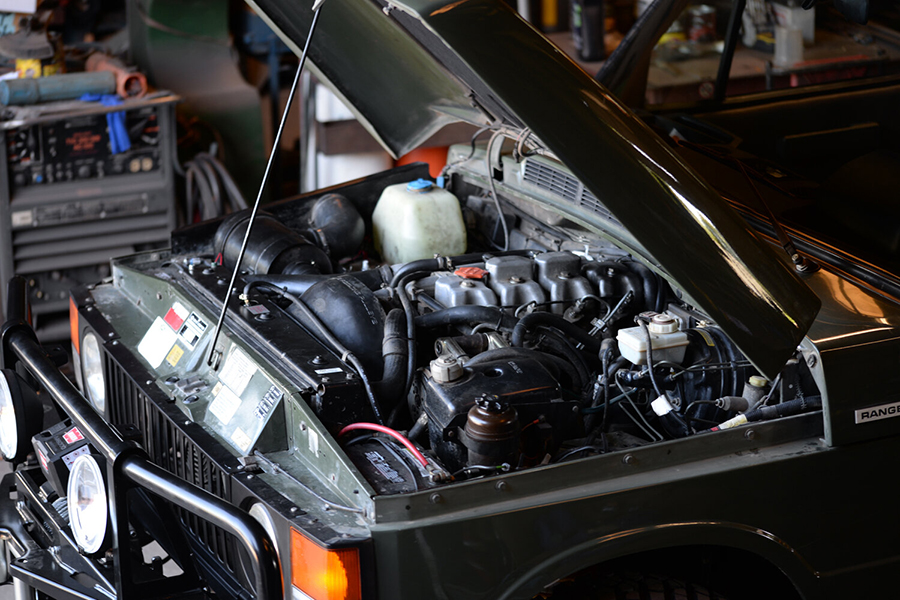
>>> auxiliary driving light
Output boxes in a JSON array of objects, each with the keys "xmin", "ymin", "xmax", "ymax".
[
  {"xmin": 80, "ymin": 332, "xmax": 106, "ymax": 414},
  {"xmin": 0, "ymin": 369, "xmax": 43, "ymax": 463},
  {"xmin": 67, "ymin": 454, "xmax": 109, "ymax": 554}
]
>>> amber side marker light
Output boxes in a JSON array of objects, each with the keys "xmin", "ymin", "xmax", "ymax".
[
  {"xmin": 291, "ymin": 528, "xmax": 361, "ymax": 600},
  {"xmin": 69, "ymin": 297, "xmax": 80, "ymax": 356}
]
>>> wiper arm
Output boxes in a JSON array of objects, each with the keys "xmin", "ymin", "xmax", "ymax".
[
  {"xmin": 676, "ymin": 140, "xmax": 816, "ymax": 273},
  {"xmin": 733, "ymin": 160, "xmax": 816, "ymax": 273}
]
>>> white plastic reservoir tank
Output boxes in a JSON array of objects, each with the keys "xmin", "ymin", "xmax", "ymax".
[{"xmin": 372, "ymin": 178, "xmax": 467, "ymax": 264}]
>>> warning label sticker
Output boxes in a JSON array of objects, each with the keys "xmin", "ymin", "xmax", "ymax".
[
  {"xmin": 178, "ymin": 312, "xmax": 208, "ymax": 350},
  {"xmin": 165, "ymin": 344, "xmax": 185, "ymax": 367},
  {"xmin": 164, "ymin": 302, "xmax": 189, "ymax": 331},
  {"xmin": 63, "ymin": 427, "xmax": 84, "ymax": 444},
  {"xmin": 138, "ymin": 317, "xmax": 178, "ymax": 369}
]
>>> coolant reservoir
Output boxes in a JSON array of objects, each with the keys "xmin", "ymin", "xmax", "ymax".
[
  {"xmin": 617, "ymin": 313, "xmax": 689, "ymax": 365},
  {"xmin": 373, "ymin": 179, "xmax": 467, "ymax": 264}
]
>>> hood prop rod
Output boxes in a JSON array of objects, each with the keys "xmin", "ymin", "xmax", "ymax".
[{"xmin": 207, "ymin": 5, "xmax": 323, "ymax": 366}]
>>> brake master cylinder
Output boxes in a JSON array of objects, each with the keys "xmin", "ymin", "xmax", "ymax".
[{"xmin": 617, "ymin": 313, "xmax": 690, "ymax": 365}]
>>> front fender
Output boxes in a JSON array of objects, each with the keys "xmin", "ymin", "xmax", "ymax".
[{"xmin": 500, "ymin": 521, "xmax": 819, "ymax": 599}]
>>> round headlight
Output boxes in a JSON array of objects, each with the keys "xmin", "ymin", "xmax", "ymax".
[
  {"xmin": 0, "ymin": 369, "xmax": 42, "ymax": 463},
  {"xmin": 0, "ymin": 373, "xmax": 18, "ymax": 460},
  {"xmin": 67, "ymin": 455, "xmax": 108, "ymax": 554},
  {"xmin": 81, "ymin": 332, "xmax": 106, "ymax": 414}
]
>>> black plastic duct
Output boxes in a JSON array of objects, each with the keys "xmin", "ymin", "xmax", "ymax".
[{"xmin": 213, "ymin": 193, "xmax": 365, "ymax": 275}]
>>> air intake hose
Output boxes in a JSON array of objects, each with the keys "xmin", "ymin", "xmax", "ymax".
[
  {"xmin": 213, "ymin": 193, "xmax": 364, "ymax": 275},
  {"xmin": 374, "ymin": 309, "xmax": 408, "ymax": 405},
  {"xmin": 293, "ymin": 277, "xmax": 386, "ymax": 378},
  {"xmin": 302, "ymin": 193, "xmax": 365, "ymax": 260},
  {"xmin": 214, "ymin": 211, "xmax": 332, "ymax": 275}
]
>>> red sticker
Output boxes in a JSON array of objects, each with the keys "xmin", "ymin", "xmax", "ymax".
[
  {"xmin": 63, "ymin": 427, "xmax": 84, "ymax": 444},
  {"xmin": 38, "ymin": 449, "xmax": 48, "ymax": 471},
  {"xmin": 454, "ymin": 267, "xmax": 488, "ymax": 280},
  {"xmin": 164, "ymin": 307, "xmax": 185, "ymax": 331}
]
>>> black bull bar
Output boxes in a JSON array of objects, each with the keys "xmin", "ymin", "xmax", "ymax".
[{"xmin": 0, "ymin": 276, "xmax": 282, "ymax": 599}]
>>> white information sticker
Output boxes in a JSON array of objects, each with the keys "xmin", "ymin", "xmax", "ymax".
[
  {"xmin": 209, "ymin": 385, "xmax": 242, "ymax": 425},
  {"xmin": 219, "ymin": 346, "xmax": 257, "ymax": 396},
  {"xmin": 137, "ymin": 316, "xmax": 178, "ymax": 369},
  {"xmin": 231, "ymin": 428, "xmax": 253, "ymax": 453}
]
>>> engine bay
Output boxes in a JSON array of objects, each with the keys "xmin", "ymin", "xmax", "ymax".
[{"xmin": 126, "ymin": 146, "xmax": 823, "ymax": 496}]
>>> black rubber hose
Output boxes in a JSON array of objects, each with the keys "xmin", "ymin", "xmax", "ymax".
[
  {"xmin": 600, "ymin": 340, "xmax": 614, "ymax": 432},
  {"xmin": 511, "ymin": 312, "xmax": 601, "ymax": 352},
  {"xmin": 390, "ymin": 258, "xmax": 446, "ymax": 288},
  {"xmin": 396, "ymin": 272, "xmax": 427, "ymax": 401},
  {"xmin": 415, "ymin": 305, "xmax": 518, "ymax": 332},
  {"xmin": 299, "ymin": 277, "xmax": 386, "ymax": 378},
  {"xmin": 745, "ymin": 395, "xmax": 822, "ymax": 422},
  {"xmin": 303, "ymin": 193, "xmax": 365, "ymax": 260},
  {"xmin": 375, "ymin": 309, "xmax": 408, "ymax": 408},
  {"xmin": 533, "ymin": 327, "xmax": 591, "ymax": 391},
  {"xmin": 242, "ymin": 267, "xmax": 391, "ymax": 297},
  {"xmin": 389, "ymin": 248, "xmax": 534, "ymax": 287},
  {"xmin": 247, "ymin": 282, "xmax": 385, "ymax": 424}
]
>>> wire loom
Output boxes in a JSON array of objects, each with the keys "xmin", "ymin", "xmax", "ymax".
[{"xmin": 184, "ymin": 151, "xmax": 249, "ymax": 223}]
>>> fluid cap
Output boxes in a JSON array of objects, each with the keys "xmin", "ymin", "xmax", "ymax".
[
  {"xmin": 748, "ymin": 375, "xmax": 768, "ymax": 388},
  {"xmin": 648, "ymin": 313, "xmax": 679, "ymax": 334},
  {"xmin": 430, "ymin": 356, "xmax": 463, "ymax": 383},
  {"xmin": 407, "ymin": 178, "xmax": 434, "ymax": 193}
]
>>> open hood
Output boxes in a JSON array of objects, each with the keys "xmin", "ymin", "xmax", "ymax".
[{"xmin": 246, "ymin": 0, "xmax": 820, "ymax": 378}]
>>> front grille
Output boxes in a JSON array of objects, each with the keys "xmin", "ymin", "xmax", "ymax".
[{"xmin": 104, "ymin": 352, "xmax": 237, "ymax": 572}]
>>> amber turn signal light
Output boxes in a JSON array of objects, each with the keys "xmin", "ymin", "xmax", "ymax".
[
  {"xmin": 69, "ymin": 297, "xmax": 80, "ymax": 356},
  {"xmin": 291, "ymin": 528, "xmax": 361, "ymax": 600}
]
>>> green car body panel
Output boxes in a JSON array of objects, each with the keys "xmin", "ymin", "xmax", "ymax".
[{"xmin": 2, "ymin": 0, "xmax": 900, "ymax": 599}]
